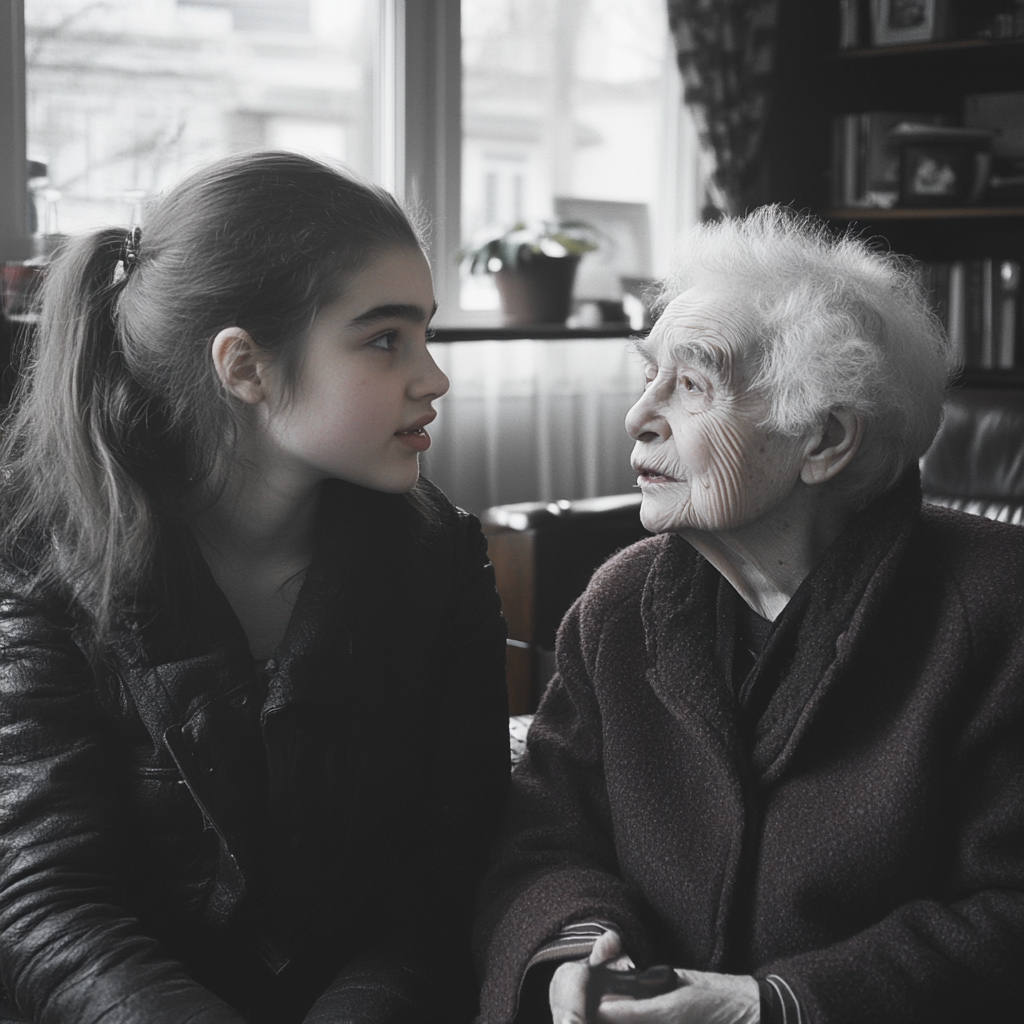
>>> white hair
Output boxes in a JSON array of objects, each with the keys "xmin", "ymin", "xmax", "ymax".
[{"xmin": 659, "ymin": 206, "xmax": 957, "ymax": 504}]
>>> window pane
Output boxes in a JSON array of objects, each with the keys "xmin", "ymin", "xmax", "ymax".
[
  {"xmin": 461, "ymin": 0, "xmax": 676, "ymax": 311},
  {"xmin": 25, "ymin": 0, "xmax": 378, "ymax": 237}
]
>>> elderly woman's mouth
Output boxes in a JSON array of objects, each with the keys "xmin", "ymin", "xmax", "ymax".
[{"xmin": 636, "ymin": 466, "xmax": 676, "ymax": 484}]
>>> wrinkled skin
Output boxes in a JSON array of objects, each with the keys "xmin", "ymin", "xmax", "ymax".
[
  {"xmin": 625, "ymin": 288, "xmax": 807, "ymax": 536},
  {"xmin": 550, "ymin": 931, "xmax": 759, "ymax": 1024},
  {"xmin": 625, "ymin": 287, "xmax": 861, "ymax": 621}
]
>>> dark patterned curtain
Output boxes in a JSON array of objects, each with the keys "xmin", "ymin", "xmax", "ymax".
[{"xmin": 667, "ymin": 0, "xmax": 778, "ymax": 216}]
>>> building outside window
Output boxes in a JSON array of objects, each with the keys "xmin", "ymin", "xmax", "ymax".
[{"xmin": 23, "ymin": 0, "xmax": 378, "ymax": 238}]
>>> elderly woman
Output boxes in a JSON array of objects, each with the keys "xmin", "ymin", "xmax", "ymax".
[{"xmin": 473, "ymin": 209, "xmax": 1024, "ymax": 1024}]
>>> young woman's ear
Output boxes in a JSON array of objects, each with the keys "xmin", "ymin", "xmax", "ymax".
[
  {"xmin": 800, "ymin": 407, "xmax": 863, "ymax": 486},
  {"xmin": 211, "ymin": 327, "xmax": 266, "ymax": 404}
]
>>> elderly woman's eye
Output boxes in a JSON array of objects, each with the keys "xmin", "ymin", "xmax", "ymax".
[{"xmin": 680, "ymin": 375, "xmax": 701, "ymax": 393}]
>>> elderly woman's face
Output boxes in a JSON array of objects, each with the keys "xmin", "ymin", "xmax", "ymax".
[{"xmin": 626, "ymin": 288, "xmax": 809, "ymax": 535}]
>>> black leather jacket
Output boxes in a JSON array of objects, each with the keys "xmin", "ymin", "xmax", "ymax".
[{"xmin": 0, "ymin": 479, "xmax": 510, "ymax": 1024}]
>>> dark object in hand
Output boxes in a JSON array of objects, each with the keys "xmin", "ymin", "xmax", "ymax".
[{"xmin": 585, "ymin": 963, "xmax": 680, "ymax": 1022}]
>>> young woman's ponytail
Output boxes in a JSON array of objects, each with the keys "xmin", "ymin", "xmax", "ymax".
[
  {"xmin": 0, "ymin": 229, "xmax": 155, "ymax": 629},
  {"xmin": 0, "ymin": 152, "xmax": 422, "ymax": 635}
]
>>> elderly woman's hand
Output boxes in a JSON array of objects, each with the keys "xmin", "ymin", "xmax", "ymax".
[
  {"xmin": 549, "ymin": 930, "xmax": 759, "ymax": 1024},
  {"xmin": 596, "ymin": 968, "xmax": 760, "ymax": 1024},
  {"xmin": 549, "ymin": 929, "xmax": 633, "ymax": 1024}
]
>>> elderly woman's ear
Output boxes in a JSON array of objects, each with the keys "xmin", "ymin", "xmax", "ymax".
[{"xmin": 800, "ymin": 408, "xmax": 863, "ymax": 486}]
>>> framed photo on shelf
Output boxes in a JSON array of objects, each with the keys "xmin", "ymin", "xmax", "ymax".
[
  {"xmin": 871, "ymin": 0, "xmax": 951, "ymax": 46},
  {"xmin": 899, "ymin": 145, "xmax": 974, "ymax": 205}
]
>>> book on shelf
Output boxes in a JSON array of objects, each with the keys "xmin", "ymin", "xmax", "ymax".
[
  {"xmin": 831, "ymin": 112, "xmax": 945, "ymax": 208},
  {"xmin": 918, "ymin": 258, "xmax": 1022, "ymax": 369}
]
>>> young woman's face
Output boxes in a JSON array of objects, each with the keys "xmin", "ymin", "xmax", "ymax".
[{"xmin": 260, "ymin": 246, "xmax": 448, "ymax": 493}]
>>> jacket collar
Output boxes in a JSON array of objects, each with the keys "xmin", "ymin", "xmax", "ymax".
[
  {"xmin": 111, "ymin": 479, "xmax": 419, "ymax": 722},
  {"xmin": 641, "ymin": 468, "xmax": 923, "ymax": 783}
]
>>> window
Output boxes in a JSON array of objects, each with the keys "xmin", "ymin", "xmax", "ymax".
[
  {"xmin": 22, "ymin": 0, "xmax": 379, "ymax": 238},
  {"xmin": 459, "ymin": 0, "xmax": 701, "ymax": 320},
  {"xmin": 3, "ymin": 0, "xmax": 701, "ymax": 324}
]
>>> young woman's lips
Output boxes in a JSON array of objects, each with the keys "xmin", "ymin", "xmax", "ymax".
[
  {"xmin": 395, "ymin": 426, "xmax": 431, "ymax": 452},
  {"xmin": 395, "ymin": 415, "xmax": 435, "ymax": 452}
]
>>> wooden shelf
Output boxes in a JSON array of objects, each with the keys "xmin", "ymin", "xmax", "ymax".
[
  {"xmin": 771, "ymin": 1, "xmax": 1024, "ymax": 390},
  {"xmin": 834, "ymin": 37, "xmax": 1024, "ymax": 60},
  {"xmin": 957, "ymin": 368, "xmax": 1024, "ymax": 389},
  {"xmin": 825, "ymin": 207, "xmax": 1024, "ymax": 221}
]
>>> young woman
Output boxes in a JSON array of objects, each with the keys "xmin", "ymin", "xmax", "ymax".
[{"xmin": 0, "ymin": 152, "xmax": 510, "ymax": 1024}]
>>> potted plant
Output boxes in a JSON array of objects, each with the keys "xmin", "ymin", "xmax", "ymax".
[{"xmin": 461, "ymin": 220, "xmax": 601, "ymax": 325}]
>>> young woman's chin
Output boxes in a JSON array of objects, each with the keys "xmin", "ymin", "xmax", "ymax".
[{"xmin": 338, "ymin": 463, "xmax": 421, "ymax": 495}]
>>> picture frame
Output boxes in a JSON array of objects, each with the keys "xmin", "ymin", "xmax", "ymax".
[
  {"xmin": 890, "ymin": 124, "xmax": 993, "ymax": 207},
  {"xmin": 870, "ymin": 0, "xmax": 951, "ymax": 47},
  {"xmin": 900, "ymin": 145, "xmax": 974, "ymax": 205}
]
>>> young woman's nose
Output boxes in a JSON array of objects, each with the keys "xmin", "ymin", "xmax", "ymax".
[
  {"xmin": 410, "ymin": 344, "xmax": 450, "ymax": 401},
  {"xmin": 625, "ymin": 387, "xmax": 669, "ymax": 443}
]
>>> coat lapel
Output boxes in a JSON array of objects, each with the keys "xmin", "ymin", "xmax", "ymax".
[
  {"xmin": 747, "ymin": 471, "xmax": 922, "ymax": 783},
  {"xmin": 642, "ymin": 535, "xmax": 748, "ymax": 767},
  {"xmin": 640, "ymin": 535, "xmax": 750, "ymax": 968}
]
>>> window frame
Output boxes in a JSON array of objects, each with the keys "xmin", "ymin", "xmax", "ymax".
[
  {"xmin": 387, "ymin": 0, "xmax": 466, "ymax": 327},
  {"xmin": 1, "ymin": 0, "xmax": 29, "ymax": 262}
]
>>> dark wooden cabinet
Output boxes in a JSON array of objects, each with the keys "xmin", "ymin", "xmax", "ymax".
[
  {"xmin": 768, "ymin": 3, "xmax": 1024, "ymax": 386},
  {"xmin": 821, "ymin": 38, "xmax": 1024, "ymax": 260}
]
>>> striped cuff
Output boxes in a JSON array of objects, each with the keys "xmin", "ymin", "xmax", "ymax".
[
  {"xmin": 758, "ymin": 974, "xmax": 804, "ymax": 1024},
  {"xmin": 526, "ymin": 920, "xmax": 620, "ymax": 968}
]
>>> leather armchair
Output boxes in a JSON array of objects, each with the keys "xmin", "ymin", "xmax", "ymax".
[
  {"xmin": 921, "ymin": 387, "xmax": 1024, "ymax": 524},
  {"xmin": 481, "ymin": 494, "xmax": 647, "ymax": 714}
]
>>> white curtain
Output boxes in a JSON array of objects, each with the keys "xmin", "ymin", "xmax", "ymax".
[{"xmin": 422, "ymin": 338, "xmax": 643, "ymax": 515}]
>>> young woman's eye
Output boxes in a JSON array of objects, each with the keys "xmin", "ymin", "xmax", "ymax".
[
  {"xmin": 425, "ymin": 326, "xmax": 436, "ymax": 341},
  {"xmin": 368, "ymin": 331, "xmax": 398, "ymax": 352}
]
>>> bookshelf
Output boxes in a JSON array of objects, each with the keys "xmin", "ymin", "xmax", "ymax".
[
  {"xmin": 768, "ymin": 1, "xmax": 1024, "ymax": 385},
  {"xmin": 833, "ymin": 37, "xmax": 1024, "ymax": 60},
  {"xmin": 825, "ymin": 207, "xmax": 1024, "ymax": 220}
]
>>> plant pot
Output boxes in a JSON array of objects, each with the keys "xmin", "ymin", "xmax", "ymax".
[{"xmin": 493, "ymin": 254, "xmax": 581, "ymax": 326}]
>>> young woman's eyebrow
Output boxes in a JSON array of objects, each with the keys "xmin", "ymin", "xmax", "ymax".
[{"xmin": 346, "ymin": 301, "xmax": 438, "ymax": 329}]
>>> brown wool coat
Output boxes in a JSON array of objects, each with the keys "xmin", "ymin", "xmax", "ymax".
[{"xmin": 474, "ymin": 474, "xmax": 1024, "ymax": 1024}]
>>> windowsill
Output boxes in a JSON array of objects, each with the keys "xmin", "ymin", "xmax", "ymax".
[
  {"xmin": 430, "ymin": 323, "xmax": 639, "ymax": 342},
  {"xmin": 823, "ymin": 207, "xmax": 1024, "ymax": 221},
  {"xmin": 0, "ymin": 315, "xmax": 643, "ymax": 341}
]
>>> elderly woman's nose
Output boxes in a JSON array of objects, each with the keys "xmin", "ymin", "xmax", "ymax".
[{"xmin": 625, "ymin": 390, "xmax": 667, "ymax": 442}]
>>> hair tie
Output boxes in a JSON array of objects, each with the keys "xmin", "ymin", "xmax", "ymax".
[{"xmin": 119, "ymin": 226, "xmax": 142, "ymax": 280}]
